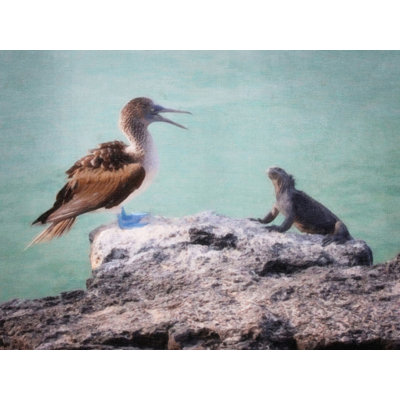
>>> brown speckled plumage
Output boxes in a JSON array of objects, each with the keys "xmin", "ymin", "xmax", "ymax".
[
  {"xmin": 119, "ymin": 98, "xmax": 152, "ymax": 147},
  {"xmin": 67, "ymin": 141, "xmax": 142, "ymax": 174},
  {"xmin": 33, "ymin": 141, "xmax": 145, "ymax": 224},
  {"xmin": 29, "ymin": 97, "xmax": 188, "ymax": 247},
  {"xmin": 29, "ymin": 101, "xmax": 150, "ymax": 247},
  {"xmin": 29, "ymin": 140, "xmax": 146, "ymax": 247}
]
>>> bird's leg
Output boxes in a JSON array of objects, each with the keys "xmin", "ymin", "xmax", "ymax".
[{"xmin": 118, "ymin": 207, "xmax": 149, "ymax": 229}]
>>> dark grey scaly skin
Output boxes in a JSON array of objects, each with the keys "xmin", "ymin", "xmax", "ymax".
[{"xmin": 251, "ymin": 167, "xmax": 353, "ymax": 246}]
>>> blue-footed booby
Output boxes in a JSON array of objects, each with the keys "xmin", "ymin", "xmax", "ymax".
[{"xmin": 28, "ymin": 97, "xmax": 190, "ymax": 247}]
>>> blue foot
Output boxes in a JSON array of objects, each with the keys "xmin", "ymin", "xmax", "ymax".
[{"xmin": 118, "ymin": 207, "xmax": 149, "ymax": 229}]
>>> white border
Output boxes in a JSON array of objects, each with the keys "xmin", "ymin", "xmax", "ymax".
[{"xmin": 0, "ymin": 0, "xmax": 399, "ymax": 49}]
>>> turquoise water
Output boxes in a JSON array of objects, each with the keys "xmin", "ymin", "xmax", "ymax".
[{"xmin": 0, "ymin": 51, "xmax": 399, "ymax": 303}]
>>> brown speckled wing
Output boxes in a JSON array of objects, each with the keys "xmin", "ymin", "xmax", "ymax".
[
  {"xmin": 33, "ymin": 141, "xmax": 145, "ymax": 224},
  {"xmin": 66, "ymin": 141, "xmax": 140, "ymax": 175}
]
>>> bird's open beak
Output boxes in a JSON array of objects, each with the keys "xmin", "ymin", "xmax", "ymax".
[{"xmin": 153, "ymin": 105, "xmax": 191, "ymax": 129}]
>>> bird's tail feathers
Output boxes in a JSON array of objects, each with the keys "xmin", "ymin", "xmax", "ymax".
[
  {"xmin": 32, "ymin": 207, "xmax": 55, "ymax": 225},
  {"xmin": 25, "ymin": 218, "xmax": 76, "ymax": 249}
]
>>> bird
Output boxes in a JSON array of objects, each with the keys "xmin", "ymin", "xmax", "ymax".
[{"xmin": 28, "ymin": 97, "xmax": 190, "ymax": 247}]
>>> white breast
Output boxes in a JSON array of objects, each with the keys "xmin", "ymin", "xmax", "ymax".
[
  {"xmin": 136, "ymin": 133, "xmax": 159, "ymax": 195},
  {"xmin": 119, "ymin": 133, "xmax": 159, "ymax": 207}
]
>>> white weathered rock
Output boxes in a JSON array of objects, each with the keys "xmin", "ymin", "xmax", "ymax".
[
  {"xmin": 3, "ymin": 212, "xmax": 399, "ymax": 350},
  {"xmin": 90, "ymin": 211, "xmax": 373, "ymax": 272}
]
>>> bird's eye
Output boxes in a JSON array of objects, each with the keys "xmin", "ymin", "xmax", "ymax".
[{"xmin": 150, "ymin": 107, "xmax": 156, "ymax": 114}]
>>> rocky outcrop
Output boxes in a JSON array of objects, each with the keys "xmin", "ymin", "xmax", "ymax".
[{"xmin": 1, "ymin": 212, "xmax": 398, "ymax": 350}]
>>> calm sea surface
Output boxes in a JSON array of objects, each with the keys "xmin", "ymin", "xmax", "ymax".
[{"xmin": 0, "ymin": 51, "xmax": 399, "ymax": 302}]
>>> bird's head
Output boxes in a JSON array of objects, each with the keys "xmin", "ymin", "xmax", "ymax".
[{"xmin": 120, "ymin": 97, "xmax": 191, "ymax": 131}]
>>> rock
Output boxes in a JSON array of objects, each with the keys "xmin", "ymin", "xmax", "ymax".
[
  {"xmin": 90, "ymin": 212, "xmax": 373, "ymax": 271},
  {"xmin": 1, "ymin": 211, "xmax": 398, "ymax": 350}
]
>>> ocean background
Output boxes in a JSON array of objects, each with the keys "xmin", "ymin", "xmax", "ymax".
[{"xmin": 0, "ymin": 50, "xmax": 399, "ymax": 303}]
